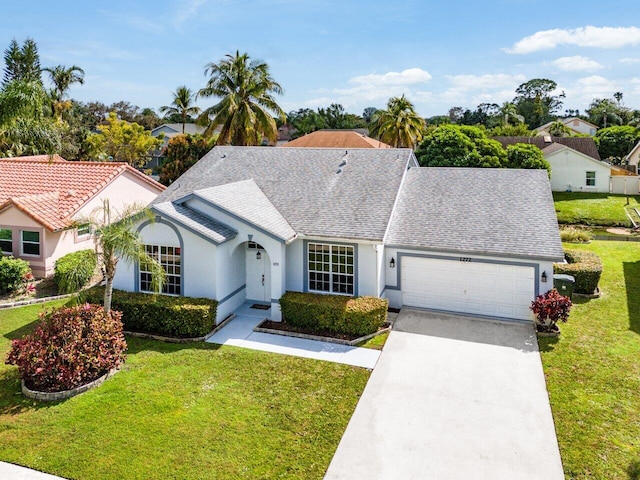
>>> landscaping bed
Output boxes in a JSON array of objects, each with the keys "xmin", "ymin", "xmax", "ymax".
[
  {"xmin": 257, "ymin": 319, "xmax": 391, "ymax": 345},
  {"xmin": 539, "ymin": 241, "xmax": 640, "ymax": 478},
  {"xmin": 0, "ymin": 301, "xmax": 370, "ymax": 480}
]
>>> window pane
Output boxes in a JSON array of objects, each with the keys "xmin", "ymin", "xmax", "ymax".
[
  {"xmin": 0, "ymin": 228, "xmax": 11, "ymax": 253},
  {"xmin": 23, "ymin": 243, "xmax": 40, "ymax": 255},
  {"xmin": 22, "ymin": 231, "xmax": 39, "ymax": 242},
  {"xmin": 77, "ymin": 224, "xmax": 91, "ymax": 236}
]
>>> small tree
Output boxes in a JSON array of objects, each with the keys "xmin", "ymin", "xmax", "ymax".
[
  {"xmin": 506, "ymin": 143, "xmax": 551, "ymax": 176},
  {"xmin": 530, "ymin": 288, "xmax": 572, "ymax": 332},
  {"xmin": 84, "ymin": 200, "xmax": 164, "ymax": 312},
  {"xmin": 86, "ymin": 112, "xmax": 163, "ymax": 167}
]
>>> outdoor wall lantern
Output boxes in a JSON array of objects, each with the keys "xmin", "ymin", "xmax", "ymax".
[
  {"xmin": 541, "ymin": 271, "xmax": 547, "ymax": 283},
  {"xmin": 256, "ymin": 251, "xmax": 262, "ymax": 260},
  {"xmin": 390, "ymin": 257, "xmax": 395, "ymax": 268}
]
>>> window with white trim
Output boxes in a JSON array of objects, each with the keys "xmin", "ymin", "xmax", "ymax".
[
  {"xmin": 76, "ymin": 223, "xmax": 92, "ymax": 238},
  {"xmin": 308, "ymin": 243, "xmax": 354, "ymax": 295},
  {"xmin": 21, "ymin": 230, "xmax": 40, "ymax": 256},
  {"xmin": 586, "ymin": 171, "xmax": 596, "ymax": 186},
  {"xmin": 0, "ymin": 228, "xmax": 12, "ymax": 254},
  {"xmin": 140, "ymin": 245, "xmax": 181, "ymax": 295}
]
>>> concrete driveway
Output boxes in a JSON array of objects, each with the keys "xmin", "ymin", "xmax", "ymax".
[{"xmin": 325, "ymin": 309, "xmax": 564, "ymax": 480}]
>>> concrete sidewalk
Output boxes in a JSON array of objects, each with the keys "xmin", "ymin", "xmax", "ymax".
[
  {"xmin": 325, "ymin": 309, "xmax": 564, "ymax": 480},
  {"xmin": 206, "ymin": 302, "xmax": 381, "ymax": 369},
  {"xmin": 0, "ymin": 462, "xmax": 65, "ymax": 479}
]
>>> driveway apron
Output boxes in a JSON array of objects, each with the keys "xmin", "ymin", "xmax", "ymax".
[{"xmin": 325, "ymin": 309, "xmax": 564, "ymax": 480}]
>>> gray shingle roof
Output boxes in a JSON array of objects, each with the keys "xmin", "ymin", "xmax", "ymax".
[
  {"xmin": 152, "ymin": 201, "xmax": 236, "ymax": 244},
  {"xmin": 155, "ymin": 146, "xmax": 415, "ymax": 241},
  {"xmin": 493, "ymin": 136, "xmax": 601, "ymax": 161},
  {"xmin": 190, "ymin": 179, "xmax": 296, "ymax": 242},
  {"xmin": 385, "ymin": 168, "xmax": 564, "ymax": 261}
]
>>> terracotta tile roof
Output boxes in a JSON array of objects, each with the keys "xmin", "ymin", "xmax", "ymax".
[
  {"xmin": 281, "ymin": 130, "xmax": 392, "ymax": 149},
  {"xmin": 0, "ymin": 157, "xmax": 165, "ymax": 231},
  {"xmin": 493, "ymin": 136, "xmax": 601, "ymax": 161},
  {"xmin": 0, "ymin": 154, "xmax": 67, "ymax": 162}
]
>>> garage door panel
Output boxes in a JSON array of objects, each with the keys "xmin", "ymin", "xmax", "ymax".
[{"xmin": 400, "ymin": 256, "xmax": 535, "ymax": 321}]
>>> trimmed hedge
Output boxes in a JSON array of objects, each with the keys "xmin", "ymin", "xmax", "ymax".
[
  {"xmin": 78, "ymin": 287, "xmax": 217, "ymax": 338},
  {"xmin": 279, "ymin": 291, "xmax": 388, "ymax": 336},
  {"xmin": 554, "ymin": 249, "xmax": 603, "ymax": 294},
  {"xmin": 54, "ymin": 249, "xmax": 97, "ymax": 294},
  {"xmin": 0, "ymin": 255, "xmax": 31, "ymax": 294}
]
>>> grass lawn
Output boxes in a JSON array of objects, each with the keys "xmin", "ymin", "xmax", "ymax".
[
  {"xmin": 553, "ymin": 192, "xmax": 640, "ymax": 226},
  {"xmin": 0, "ymin": 302, "xmax": 370, "ymax": 479},
  {"xmin": 539, "ymin": 241, "xmax": 640, "ymax": 479}
]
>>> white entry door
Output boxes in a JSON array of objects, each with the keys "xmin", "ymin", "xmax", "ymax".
[
  {"xmin": 246, "ymin": 247, "xmax": 271, "ymax": 302},
  {"xmin": 401, "ymin": 256, "xmax": 535, "ymax": 320}
]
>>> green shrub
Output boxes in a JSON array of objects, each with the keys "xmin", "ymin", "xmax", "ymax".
[
  {"xmin": 5, "ymin": 304, "xmax": 126, "ymax": 393},
  {"xmin": 0, "ymin": 256, "xmax": 31, "ymax": 294},
  {"xmin": 54, "ymin": 249, "xmax": 97, "ymax": 294},
  {"xmin": 559, "ymin": 226, "xmax": 592, "ymax": 244},
  {"xmin": 279, "ymin": 291, "xmax": 388, "ymax": 336},
  {"xmin": 78, "ymin": 287, "xmax": 217, "ymax": 338},
  {"xmin": 554, "ymin": 249, "xmax": 603, "ymax": 294}
]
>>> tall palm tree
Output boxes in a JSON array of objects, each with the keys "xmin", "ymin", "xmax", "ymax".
[
  {"xmin": 197, "ymin": 51, "xmax": 285, "ymax": 145},
  {"xmin": 84, "ymin": 200, "xmax": 164, "ymax": 313},
  {"xmin": 42, "ymin": 64, "xmax": 85, "ymax": 121},
  {"xmin": 369, "ymin": 95, "xmax": 426, "ymax": 148},
  {"xmin": 159, "ymin": 86, "xmax": 201, "ymax": 133}
]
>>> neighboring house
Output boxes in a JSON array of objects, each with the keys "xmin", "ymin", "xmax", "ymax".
[
  {"xmin": 148, "ymin": 123, "xmax": 208, "ymax": 169},
  {"xmin": 536, "ymin": 117, "xmax": 598, "ymax": 136},
  {"xmin": 113, "ymin": 146, "xmax": 562, "ymax": 325},
  {"xmin": 281, "ymin": 130, "xmax": 391, "ymax": 148},
  {"xmin": 625, "ymin": 141, "xmax": 640, "ymax": 174},
  {"xmin": 0, "ymin": 155, "xmax": 165, "ymax": 277},
  {"xmin": 494, "ymin": 136, "xmax": 638, "ymax": 193}
]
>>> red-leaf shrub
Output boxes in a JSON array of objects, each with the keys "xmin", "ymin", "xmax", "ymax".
[
  {"xmin": 530, "ymin": 288, "xmax": 572, "ymax": 328},
  {"xmin": 5, "ymin": 304, "xmax": 127, "ymax": 393}
]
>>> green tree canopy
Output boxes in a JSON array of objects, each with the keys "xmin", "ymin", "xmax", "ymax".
[
  {"xmin": 2, "ymin": 38, "xmax": 42, "ymax": 86},
  {"xmin": 506, "ymin": 143, "xmax": 551, "ymax": 175},
  {"xmin": 586, "ymin": 98, "xmax": 624, "ymax": 128},
  {"xmin": 594, "ymin": 125, "xmax": 639, "ymax": 162},
  {"xmin": 513, "ymin": 79, "xmax": 564, "ymax": 128},
  {"xmin": 415, "ymin": 124, "xmax": 506, "ymax": 168},
  {"xmin": 42, "ymin": 64, "xmax": 85, "ymax": 121},
  {"xmin": 369, "ymin": 95, "xmax": 426, "ymax": 148},
  {"xmin": 159, "ymin": 133, "xmax": 216, "ymax": 185},
  {"xmin": 86, "ymin": 112, "xmax": 163, "ymax": 166},
  {"xmin": 287, "ymin": 108, "xmax": 325, "ymax": 138},
  {"xmin": 197, "ymin": 51, "xmax": 285, "ymax": 145}
]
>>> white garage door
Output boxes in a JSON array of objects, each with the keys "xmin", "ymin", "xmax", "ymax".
[{"xmin": 401, "ymin": 256, "xmax": 535, "ymax": 320}]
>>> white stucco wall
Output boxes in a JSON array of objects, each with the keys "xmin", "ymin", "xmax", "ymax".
[
  {"xmin": 546, "ymin": 149, "xmax": 611, "ymax": 192},
  {"xmin": 76, "ymin": 171, "xmax": 162, "ymax": 219}
]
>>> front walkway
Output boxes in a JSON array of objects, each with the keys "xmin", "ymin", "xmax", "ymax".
[
  {"xmin": 206, "ymin": 302, "xmax": 381, "ymax": 369},
  {"xmin": 0, "ymin": 461, "xmax": 65, "ymax": 479},
  {"xmin": 325, "ymin": 309, "xmax": 564, "ymax": 480}
]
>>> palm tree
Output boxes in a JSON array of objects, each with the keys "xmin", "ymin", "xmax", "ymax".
[
  {"xmin": 42, "ymin": 65, "xmax": 85, "ymax": 121},
  {"xmin": 369, "ymin": 95, "xmax": 426, "ymax": 148},
  {"xmin": 159, "ymin": 86, "xmax": 201, "ymax": 134},
  {"xmin": 84, "ymin": 200, "xmax": 164, "ymax": 313},
  {"xmin": 197, "ymin": 51, "xmax": 285, "ymax": 145}
]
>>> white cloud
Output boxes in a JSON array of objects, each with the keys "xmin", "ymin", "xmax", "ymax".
[
  {"xmin": 562, "ymin": 75, "xmax": 620, "ymax": 105},
  {"xmin": 349, "ymin": 68, "xmax": 432, "ymax": 87},
  {"xmin": 446, "ymin": 73, "xmax": 526, "ymax": 90},
  {"xmin": 174, "ymin": 0, "xmax": 208, "ymax": 27},
  {"xmin": 620, "ymin": 57, "xmax": 640, "ymax": 64},
  {"xmin": 552, "ymin": 55, "xmax": 603, "ymax": 72},
  {"xmin": 307, "ymin": 68, "xmax": 433, "ymax": 109},
  {"xmin": 505, "ymin": 26, "xmax": 640, "ymax": 54},
  {"xmin": 441, "ymin": 74, "xmax": 525, "ymax": 106}
]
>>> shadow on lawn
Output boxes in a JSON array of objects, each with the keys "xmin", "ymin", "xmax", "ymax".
[
  {"xmin": 623, "ymin": 261, "xmax": 640, "ymax": 335},
  {"xmin": 125, "ymin": 336, "xmax": 222, "ymax": 355},
  {"xmin": 628, "ymin": 459, "xmax": 640, "ymax": 480},
  {"xmin": 3, "ymin": 319, "xmax": 42, "ymax": 342}
]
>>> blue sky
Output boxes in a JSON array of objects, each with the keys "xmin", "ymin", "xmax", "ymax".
[{"xmin": 3, "ymin": 1, "xmax": 640, "ymax": 118}]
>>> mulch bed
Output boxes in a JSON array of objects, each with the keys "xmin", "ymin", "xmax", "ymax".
[
  {"xmin": 0, "ymin": 277, "xmax": 59, "ymax": 305},
  {"xmin": 259, "ymin": 320, "xmax": 391, "ymax": 342}
]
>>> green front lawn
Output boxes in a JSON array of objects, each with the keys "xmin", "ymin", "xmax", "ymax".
[
  {"xmin": 540, "ymin": 241, "xmax": 640, "ymax": 478},
  {"xmin": 553, "ymin": 192, "xmax": 640, "ymax": 226},
  {"xmin": 0, "ymin": 302, "xmax": 370, "ymax": 479}
]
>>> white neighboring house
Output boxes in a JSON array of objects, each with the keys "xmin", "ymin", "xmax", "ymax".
[
  {"xmin": 494, "ymin": 136, "xmax": 638, "ymax": 193},
  {"xmin": 0, "ymin": 155, "xmax": 165, "ymax": 277},
  {"xmin": 113, "ymin": 147, "xmax": 563, "ymax": 325},
  {"xmin": 151, "ymin": 123, "xmax": 207, "ymax": 150},
  {"xmin": 536, "ymin": 117, "xmax": 598, "ymax": 136},
  {"xmin": 625, "ymin": 141, "xmax": 640, "ymax": 174}
]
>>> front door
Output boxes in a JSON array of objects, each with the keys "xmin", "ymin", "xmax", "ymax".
[{"xmin": 246, "ymin": 244, "xmax": 270, "ymax": 302}]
